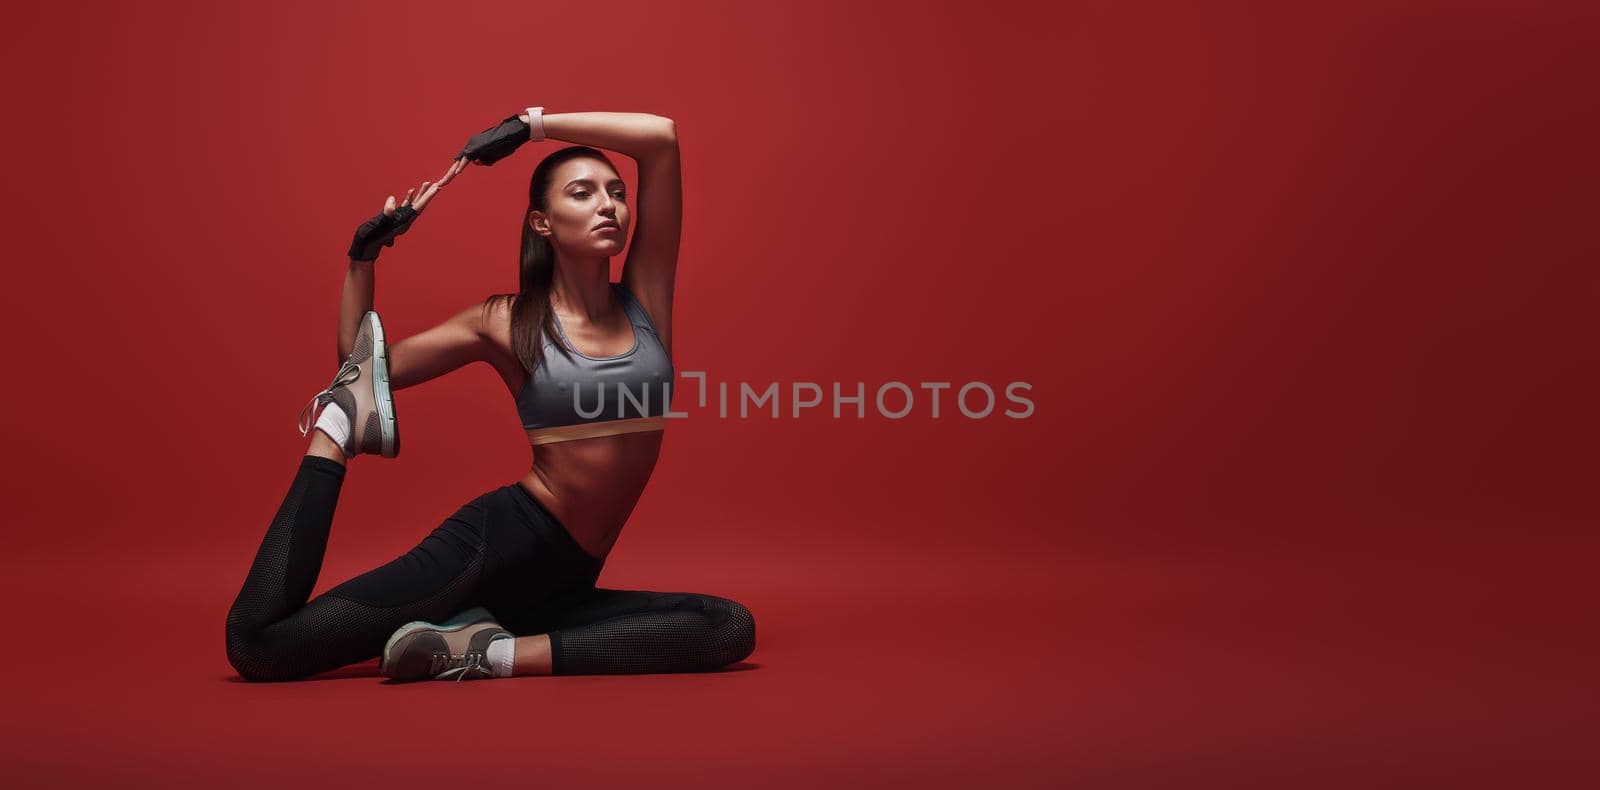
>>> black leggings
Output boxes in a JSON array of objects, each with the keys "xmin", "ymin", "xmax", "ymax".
[{"xmin": 225, "ymin": 456, "xmax": 756, "ymax": 682}]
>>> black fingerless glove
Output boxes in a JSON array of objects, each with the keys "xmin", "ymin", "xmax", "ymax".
[
  {"xmin": 454, "ymin": 115, "xmax": 531, "ymax": 165},
  {"xmin": 348, "ymin": 206, "xmax": 419, "ymax": 262}
]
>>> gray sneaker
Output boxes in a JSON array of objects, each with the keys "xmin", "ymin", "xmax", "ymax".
[
  {"xmin": 381, "ymin": 607, "xmax": 514, "ymax": 682},
  {"xmin": 297, "ymin": 310, "xmax": 399, "ymax": 458}
]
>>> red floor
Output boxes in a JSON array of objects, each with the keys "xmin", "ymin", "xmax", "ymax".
[{"xmin": 6, "ymin": 536, "xmax": 1591, "ymax": 787}]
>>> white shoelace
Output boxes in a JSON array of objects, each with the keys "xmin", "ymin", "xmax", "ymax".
[
  {"xmin": 296, "ymin": 361, "xmax": 361, "ymax": 437},
  {"xmin": 434, "ymin": 653, "xmax": 495, "ymax": 682}
]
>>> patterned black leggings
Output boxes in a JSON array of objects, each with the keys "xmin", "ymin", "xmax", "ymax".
[{"xmin": 225, "ymin": 456, "xmax": 756, "ymax": 682}]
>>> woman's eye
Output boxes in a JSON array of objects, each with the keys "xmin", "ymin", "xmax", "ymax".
[{"xmin": 573, "ymin": 191, "xmax": 589, "ymax": 198}]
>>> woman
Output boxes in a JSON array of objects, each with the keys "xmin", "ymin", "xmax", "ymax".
[{"xmin": 224, "ymin": 108, "xmax": 756, "ymax": 682}]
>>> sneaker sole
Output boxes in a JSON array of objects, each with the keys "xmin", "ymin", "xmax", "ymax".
[
  {"xmin": 380, "ymin": 606, "xmax": 497, "ymax": 673},
  {"xmin": 366, "ymin": 310, "xmax": 399, "ymax": 458}
]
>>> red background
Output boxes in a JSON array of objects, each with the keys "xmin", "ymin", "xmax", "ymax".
[{"xmin": 3, "ymin": 0, "xmax": 1596, "ymax": 786}]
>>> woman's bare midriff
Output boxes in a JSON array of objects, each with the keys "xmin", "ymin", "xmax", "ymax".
[
  {"xmin": 478, "ymin": 296, "xmax": 669, "ymax": 561},
  {"xmin": 517, "ymin": 428, "xmax": 665, "ymax": 561}
]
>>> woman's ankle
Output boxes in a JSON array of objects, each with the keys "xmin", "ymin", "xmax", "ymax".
[
  {"xmin": 511, "ymin": 634, "xmax": 554, "ymax": 675},
  {"xmin": 306, "ymin": 430, "xmax": 348, "ymax": 466}
]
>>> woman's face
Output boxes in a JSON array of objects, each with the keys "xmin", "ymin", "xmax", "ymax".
[{"xmin": 530, "ymin": 158, "xmax": 629, "ymax": 258}]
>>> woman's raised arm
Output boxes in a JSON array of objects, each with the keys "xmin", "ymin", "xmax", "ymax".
[
  {"xmin": 451, "ymin": 109, "xmax": 683, "ymax": 349},
  {"xmin": 523, "ymin": 111, "xmax": 676, "ymax": 160},
  {"xmin": 516, "ymin": 111, "xmax": 681, "ymax": 353},
  {"xmin": 335, "ymin": 260, "xmax": 377, "ymax": 364},
  {"xmin": 335, "ymin": 159, "xmax": 468, "ymax": 363}
]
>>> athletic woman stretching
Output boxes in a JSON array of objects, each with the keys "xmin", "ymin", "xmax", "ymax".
[{"xmin": 225, "ymin": 108, "xmax": 756, "ymax": 682}]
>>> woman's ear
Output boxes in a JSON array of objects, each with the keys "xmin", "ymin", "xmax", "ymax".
[{"xmin": 528, "ymin": 210, "xmax": 551, "ymax": 238}]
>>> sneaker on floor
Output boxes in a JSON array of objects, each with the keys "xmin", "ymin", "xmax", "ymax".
[
  {"xmin": 297, "ymin": 310, "xmax": 399, "ymax": 458},
  {"xmin": 381, "ymin": 607, "xmax": 513, "ymax": 682}
]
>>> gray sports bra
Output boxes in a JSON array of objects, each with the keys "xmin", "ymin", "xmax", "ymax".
[{"xmin": 516, "ymin": 283, "xmax": 675, "ymax": 443}]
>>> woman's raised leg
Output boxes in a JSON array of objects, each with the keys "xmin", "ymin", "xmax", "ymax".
[{"xmin": 223, "ymin": 438, "xmax": 493, "ymax": 681}]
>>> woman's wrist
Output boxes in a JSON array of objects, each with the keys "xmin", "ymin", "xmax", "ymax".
[{"xmin": 523, "ymin": 106, "xmax": 545, "ymax": 141}]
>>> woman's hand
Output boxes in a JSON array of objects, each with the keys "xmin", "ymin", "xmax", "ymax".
[
  {"xmin": 454, "ymin": 114, "xmax": 532, "ymax": 166},
  {"xmin": 348, "ymin": 159, "xmax": 468, "ymax": 262}
]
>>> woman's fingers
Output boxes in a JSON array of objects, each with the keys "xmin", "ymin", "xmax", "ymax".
[
  {"xmin": 438, "ymin": 158, "xmax": 464, "ymax": 186},
  {"xmin": 413, "ymin": 180, "xmax": 439, "ymax": 211},
  {"xmin": 385, "ymin": 164, "xmax": 463, "ymax": 216}
]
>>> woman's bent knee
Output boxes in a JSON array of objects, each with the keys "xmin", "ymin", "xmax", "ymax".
[
  {"xmin": 224, "ymin": 615, "xmax": 317, "ymax": 682},
  {"xmin": 225, "ymin": 623, "xmax": 289, "ymax": 682},
  {"xmin": 709, "ymin": 598, "xmax": 756, "ymax": 667}
]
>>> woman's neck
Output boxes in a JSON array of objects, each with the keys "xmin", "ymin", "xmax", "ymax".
[{"xmin": 549, "ymin": 259, "xmax": 615, "ymax": 322}]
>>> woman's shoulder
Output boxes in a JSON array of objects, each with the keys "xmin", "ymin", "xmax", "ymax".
[
  {"xmin": 480, "ymin": 292, "xmax": 516, "ymax": 313},
  {"xmin": 475, "ymin": 293, "xmax": 530, "ymax": 392},
  {"xmin": 475, "ymin": 293, "xmax": 520, "ymax": 347}
]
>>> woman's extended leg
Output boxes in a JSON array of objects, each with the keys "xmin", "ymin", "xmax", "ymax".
[
  {"xmin": 223, "ymin": 439, "xmax": 491, "ymax": 682},
  {"xmin": 505, "ymin": 588, "xmax": 756, "ymax": 676},
  {"xmin": 375, "ymin": 478, "xmax": 755, "ymax": 682}
]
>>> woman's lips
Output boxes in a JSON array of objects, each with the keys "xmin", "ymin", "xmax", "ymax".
[{"xmin": 595, "ymin": 226, "xmax": 620, "ymax": 233}]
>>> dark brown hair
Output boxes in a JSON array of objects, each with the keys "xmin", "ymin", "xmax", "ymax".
[{"xmin": 483, "ymin": 145, "xmax": 619, "ymax": 376}]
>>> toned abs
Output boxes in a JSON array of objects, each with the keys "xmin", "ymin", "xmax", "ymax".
[{"xmin": 480, "ymin": 300, "xmax": 666, "ymax": 561}]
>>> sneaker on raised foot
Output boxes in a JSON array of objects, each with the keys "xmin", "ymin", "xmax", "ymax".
[
  {"xmin": 297, "ymin": 310, "xmax": 399, "ymax": 458},
  {"xmin": 381, "ymin": 607, "xmax": 514, "ymax": 682}
]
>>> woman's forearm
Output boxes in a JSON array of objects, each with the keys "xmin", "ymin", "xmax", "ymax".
[
  {"xmin": 337, "ymin": 259, "xmax": 375, "ymax": 362},
  {"xmin": 526, "ymin": 111, "xmax": 676, "ymax": 159}
]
